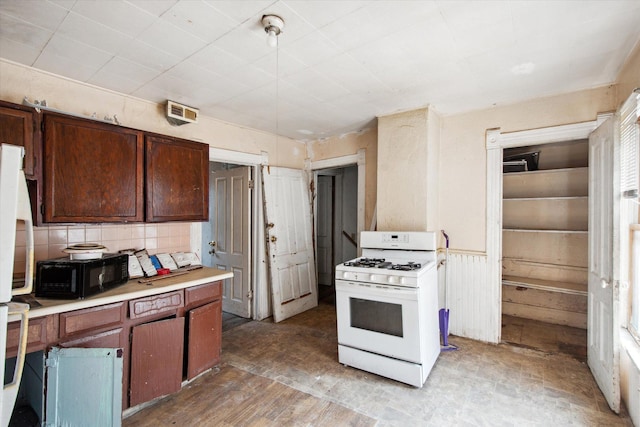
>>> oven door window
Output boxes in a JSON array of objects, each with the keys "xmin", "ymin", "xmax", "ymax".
[{"xmin": 350, "ymin": 297, "xmax": 403, "ymax": 337}]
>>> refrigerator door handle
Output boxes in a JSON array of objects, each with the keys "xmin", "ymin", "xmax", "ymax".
[
  {"xmin": 5, "ymin": 302, "xmax": 29, "ymax": 386},
  {"xmin": 2, "ymin": 302, "xmax": 30, "ymax": 426},
  {"xmin": 12, "ymin": 169, "xmax": 33, "ymax": 296}
]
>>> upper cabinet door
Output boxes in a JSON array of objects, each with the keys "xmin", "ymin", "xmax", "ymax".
[
  {"xmin": 43, "ymin": 114, "xmax": 144, "ymax": 223},
  {"xmin": 0, "ymin": 102, "xmax": 39, "ymax": 178},
  {"xmin": 145, "ymin": 135, "xmax": 209, "ymax": 222}
]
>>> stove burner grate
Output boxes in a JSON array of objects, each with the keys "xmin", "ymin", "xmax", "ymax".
[
  {"xmin": 343, "ymin": 258, "xmax": 385, "ymax": 268},
  {"xmin": 389, "ymin": 262, "xmax": 422, "ymax": 271},
  {"xmin": 343, "ymin": 259, "xmax": 423, "ymax": 271}
]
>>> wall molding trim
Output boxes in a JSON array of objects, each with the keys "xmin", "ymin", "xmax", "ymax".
[
  {"xmin": 191, "ymin": 146, "xmax": 270, "ymax": 321},
  {"xmin": 310, "ymin": 149, "xmax": 366, "ymax": 253},
  {"xmin": 484, "ymin": 114, "xmax": 607, "ymax": 343},
  {"xmin": 208, "ymin": 147, "xmax": 268, "ymax": 165}
]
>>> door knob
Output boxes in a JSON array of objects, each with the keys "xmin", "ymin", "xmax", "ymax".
[
  {"xmin": 270, "ymin": 236, "xmax": 277, "ymax": 243},
  {"xmin": 266, "ymin": 223, "xmax": 275, "ymax": 229},
  {"xmin": 209, "ymin": 241, "xmax": 216, "ymax": 247}
]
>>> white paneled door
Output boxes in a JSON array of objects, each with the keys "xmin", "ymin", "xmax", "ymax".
[
  {"xmin": 588, "ymin": 116, "xmax": 620, "ymax": 413},
  {"xmin": 209, "ymin": 166, "xmax": 252, "ymax": 318},
  {"xmin": 262, "ymin": 166, "xmax": 318, "ymax": 322}
]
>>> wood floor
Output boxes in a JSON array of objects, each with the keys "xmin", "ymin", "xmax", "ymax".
[
  {"xmin": 124, "ymin": 301, "xmax": 632, "ymax": 426},
  {"xmin": 501, "ymin": 314, "xmax": 587, "ymax": 362},
  {"xmin": 122, "ymin": 364, "xmax": 374, "ymax": 426}
]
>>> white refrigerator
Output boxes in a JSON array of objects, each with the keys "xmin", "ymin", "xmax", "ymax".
[{"xmin": 0, "ymin": 144, "xmax": 34, "ymax": 427}]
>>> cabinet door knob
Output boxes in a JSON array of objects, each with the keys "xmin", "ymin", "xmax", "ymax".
[
  {"xmin": 270, "ymin": 236, "xmax": 277, "ymax": 243},
  {"xmin": 208, "ymin": 241, "xmax": 216, "ymax": 247}
]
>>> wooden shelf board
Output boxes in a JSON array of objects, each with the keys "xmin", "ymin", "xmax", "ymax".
[{"xmin": 502, "ymin": 275, "xmax": 587, "ymax": 296}]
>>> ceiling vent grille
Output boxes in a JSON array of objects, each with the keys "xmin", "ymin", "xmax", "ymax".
[{"xmin": 166, "ymin": 100, "xmax": 198, "ymax": 126}]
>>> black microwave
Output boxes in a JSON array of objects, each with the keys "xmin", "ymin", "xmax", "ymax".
[{"xmin": 35, "ymin": 253, "xmax": 129, "ymax": 299}]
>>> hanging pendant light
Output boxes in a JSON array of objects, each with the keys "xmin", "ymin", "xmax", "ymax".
[{"xmin": 262, "ymin": 14, "xmax": 284, "ymax": 48}]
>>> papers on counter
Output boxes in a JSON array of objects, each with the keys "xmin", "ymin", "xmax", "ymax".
[
  {"xmin": 156, "ymin": 253, "xmax": 179, "ymax": 271},
  {"xmin": 120, "ymin": 249, "xmax": 202, "ymax": 278}
]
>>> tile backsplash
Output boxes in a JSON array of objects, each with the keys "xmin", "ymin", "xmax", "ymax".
[{"xmin": 13, "ymin": 222, "xmax": 192, "ymax": 275}]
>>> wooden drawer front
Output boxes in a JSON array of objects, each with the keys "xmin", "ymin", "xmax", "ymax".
[
  {"xmin": 6, "ymin": 316, "xmax": 50, "ymax": 358},
  {"xmin": 59, "ymin": 327, "xmax": 126, "ymax": 350},
  {"xmin": 59, "ymin": 302, "xmax": 126, "ymax": 339},
  {"xmin": 129, "ymin": 291, "xmax": 183, "ymax": 320},
  {"xmin": 185, "ymin": 281, "xmax": 222, "ymax": 309}
]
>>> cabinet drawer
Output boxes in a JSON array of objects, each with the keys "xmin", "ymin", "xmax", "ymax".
[
  {"xmin": 59, "ymin": 327, "xmax": 126, "ymax": 350},
  {"xmin": 59, "ymin": 302, "xmax": 126, "ymax": 339},
  {"xmin": 129, "ymin": 290, "xmax": 183, "ymax": 320},
  {"xmin": 185, "ymin": 281, "xmax": 222, "ymax": 309},
  {"xmin": 6, "ymin": 316, "xmax": 56, "ymax": 357}
]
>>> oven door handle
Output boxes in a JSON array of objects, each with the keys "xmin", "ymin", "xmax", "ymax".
[{"xmin": 335, "ymin": 280, "xmax": 419, "ymax": 299}]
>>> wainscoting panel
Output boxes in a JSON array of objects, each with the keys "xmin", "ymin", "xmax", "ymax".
[{"xmin": 440, "ymin": 251, "xmax": 499, "ymax": 343}]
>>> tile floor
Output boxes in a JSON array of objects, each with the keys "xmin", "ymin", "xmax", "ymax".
[{"xmin": 125, "ymin": 301, "xmax": 632, "ymax": 426}]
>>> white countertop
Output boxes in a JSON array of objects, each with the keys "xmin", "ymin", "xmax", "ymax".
[{"xmin": 20, "ymin": 267, "xmax": 233, "ymax": 319}]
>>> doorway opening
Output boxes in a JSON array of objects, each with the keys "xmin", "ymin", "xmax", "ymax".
[
  {"xmin": 315, "ymin": 165, "xmax": 359, "ymax": 306},
  {"xmin": 500, "ymin": 139, "xmax": 588, "ymax": 361}
]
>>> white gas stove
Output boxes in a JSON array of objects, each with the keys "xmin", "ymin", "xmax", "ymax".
[{"xmin": 335, "ymin": 231, "xmax": 440, "ymax": 388}]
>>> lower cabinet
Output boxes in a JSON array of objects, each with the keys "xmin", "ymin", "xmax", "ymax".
[
  {"xmin": 5, "ymin": 281, "xmax": 224, "ymax": 424},
  {"xmin": 45, "ymin": 347, "xmax": 124, "ymax": 427},
  {"xmin": 186, "ymin": 299, "xmax": 221, "ymax": 379},
  {"xmin": 58, "ymin": 327, "xmax": 127, "ymax": 350},
  {"xmin": 129, "ymin": 317, "xmax": 185, "ymax": 407},
  {"xmin": 184, "ymin": 281, "xmax": 223, "ymax": 380}
]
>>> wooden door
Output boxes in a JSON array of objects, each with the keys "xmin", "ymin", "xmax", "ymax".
[
  {"xmin": 262, "ymin": 166, "xmax": 317, "ymax": 322},
  {"xmin": 0, "ymin": 103, "xmax": 37, "ymax": 178},
  {"xmin": 43, "ymin": 113, "xmax": 144, "ymax": 223},
  {"xmin": 587, "ymin": 116, "xmax": 620, "ymax": 412},
  {"xmin": 145, "ymin": 135, "xmax": 209, "ymax": 222},
  {"xmin": 206, "ymin": 166, "xmax": 252, "ymax": 317},
  {"xmin": 130, "ymin": 317, "xmax": 184, "ymax": 407},
  {"xmin": 186, "ymin": 300, "xmax": 221, "ymax": 380},
  {"xmin": 316, "ymin": 175, "xmax": 333, "ymax": 286}
]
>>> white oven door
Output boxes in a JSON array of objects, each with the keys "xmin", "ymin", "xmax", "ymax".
[{"xmin": 336, "ymin": 279, "xmax": 421, "ymax": 363}]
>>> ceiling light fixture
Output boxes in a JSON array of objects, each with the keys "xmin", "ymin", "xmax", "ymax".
[{"xmin": 262, "ymin": 14, "xmax": 284, "ymax": 48}]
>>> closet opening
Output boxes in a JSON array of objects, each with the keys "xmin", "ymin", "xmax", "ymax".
[{"xmin": 501, "ymin": 139, "xmax": 589, "ymax": 361}]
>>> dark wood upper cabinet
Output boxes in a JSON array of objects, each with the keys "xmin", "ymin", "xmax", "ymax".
[
  {"xmin": 43, "ymin": 113, "xmax": 144, "ymax": 223},
  {"xmin": 0, "ymin": 101, "xmax": 39, "ymax": 178},
  {"xmin": 145, "ymin": 135, "xmax": 209, "ymax": 222}
]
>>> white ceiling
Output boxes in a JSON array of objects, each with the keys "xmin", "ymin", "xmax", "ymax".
[{"xmin": 1, "ymin": 1, "xmax": 639, "ymax": 141}]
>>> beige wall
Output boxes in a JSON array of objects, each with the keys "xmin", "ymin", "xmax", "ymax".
[
  {"xmin": 306, "ymin": 129, "xmax": 378, "ymax": 231},
  {"xmin": 4, "ymin": 41, "xmax": 639, "ymax": 257},
  {"xmin": 377, "ymin": 107, "xmax": 440, "ymax": 231},
  {"xmin": 438, "ymin": 86, "xmax": 617, "ymax": 252},
  {"xmin": 616, "ymin": 41, "xmax": 640, "ymax": 107},
  {"xmin": 0, "ymin": 59, "xmax": 307, "ymax": 272},
  {"xmin": 0, "ymin": 60, "xmax": 306, "ymax": 169}
]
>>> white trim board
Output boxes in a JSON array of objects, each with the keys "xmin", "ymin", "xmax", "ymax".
[
  {"xmin": 191, "ymin": 146, "xmax": 270, "ymax": 321},
  {"xmin": 484, "ymin": 115, "xmax": 609, "ymax": 343},
  {"xmin": 309, "ymin": 149, "xmax": 366, "ymax": 254}
]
